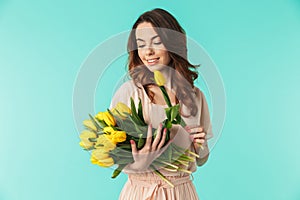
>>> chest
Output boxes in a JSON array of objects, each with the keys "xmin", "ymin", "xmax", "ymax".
[{"xmin": 145, "ymin": 86, "xmax": 178, "ymax": 105}]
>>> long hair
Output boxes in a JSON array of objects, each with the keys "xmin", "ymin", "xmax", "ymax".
[{"xmin": 127, "ymin": 8, "xmax": 199, "ymax": 117}]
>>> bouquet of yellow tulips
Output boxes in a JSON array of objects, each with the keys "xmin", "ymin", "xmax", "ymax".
[{"xmin": 79, "ymin": 70, "xmax": 199, "ymax": 187}]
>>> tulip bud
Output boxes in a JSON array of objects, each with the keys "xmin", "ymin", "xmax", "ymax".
[
  {"xmin": 154, "ymin": 70, "xmax": 166, "ymax": 86},
  {"xmin": 111, "ymin": 102, "xmax": 131, "ymax": 118},
  {"xmin": 95, "ymin": 111, "xmax": 116, "ymax": 126}
]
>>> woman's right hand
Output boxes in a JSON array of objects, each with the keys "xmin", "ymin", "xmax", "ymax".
[{"xmin": 127, "ymin": 123, "xmax": 170, "ymax": 172}]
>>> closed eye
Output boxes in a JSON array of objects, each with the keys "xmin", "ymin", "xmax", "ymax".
[{"xmin": 154, "ymin": 41, "xmax": 162, "ymax": 45}]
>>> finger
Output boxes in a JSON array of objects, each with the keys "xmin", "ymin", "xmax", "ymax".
[
  {"xmin": 152, "ymin": 124, "xmax": 162, "ymax": 151},
  {"xmin": 145, "ymin": 124, "xmax": 153, "ymax": 147},
  {"xmin": 130, "ymin": 140, "xmax": 137, "ymax": 154},
  {"xmin": 188, "ymin": 127, "xmax": 204, "ymax": 134},
  {"xmin": 190, "ymin": 132, "xmax": 206, "ymax": 138},
  {"xmin": 186, "ymin": 126, "xmax": 203, "ymax": 133},
  {"xmin": 194, "ymin": 138, "xmax": 205, "ymax": 144},
  {"xmin": 157, "ymin": 128, "xmax": 167, "ymax": 150}
]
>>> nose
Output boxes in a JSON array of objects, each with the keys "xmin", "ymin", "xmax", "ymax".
[{"xmin": 145, "ymin": 46, "xmax": 155, "ymax": 56}]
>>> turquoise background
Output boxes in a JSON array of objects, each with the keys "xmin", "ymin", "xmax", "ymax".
[{"xmin": 1, "ymin": 0, "xmax": 300, "ymax": 199}]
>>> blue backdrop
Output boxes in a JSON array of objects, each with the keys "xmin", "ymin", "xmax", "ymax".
[{"xmin": 1, "ymin": 0, "xmax": 300, "ymax": 199}]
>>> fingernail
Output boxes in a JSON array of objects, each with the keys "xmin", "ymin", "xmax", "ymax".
[{"xmin": 130, "ymin": 140, "xmax": 134, "ymax": 144}]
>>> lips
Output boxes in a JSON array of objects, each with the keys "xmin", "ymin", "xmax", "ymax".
[{"xmin": 146, "ymin": 58, "xmax": 159, "ymax": 65}]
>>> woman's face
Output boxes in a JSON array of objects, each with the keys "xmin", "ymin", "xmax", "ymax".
[{"xmin": 135, "ymin": 22, "xmax": 171, "ymax": 71}]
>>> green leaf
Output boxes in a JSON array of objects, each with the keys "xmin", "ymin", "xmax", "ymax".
[
  {"xmin": 116, "ymin": 144, "xmax": 132, "ymax": 150},
  {"xmin": 89, "ymin": 114, "xmax": 103, "ymax": 130},
  {"xmin": 175, "ymin": 114, "xmax": 186, "ymax": 127},
  {"xmin": 130, "ymin": 97, "xmax": 140, "ymax": 124},
  {"xmin": 82, "ymin": 146, "xmax": 95, "ymax": 151},
  {"xmin": 166, "ymin": 121, "xmax": 172, "ymax": 129},
  {"xmin": 114, "ymin": 158, "xmax": 134, "ymax": 165},
  {"xmin": 111, "ymin": 164, "xmax": 126, "ymax": 179},
  {"xmin": 94, "ymin": 144, "xmax": 104, "ymax": 148},
  {"xmin": 170, "ymin": 104, "xmax": 180, "ymax": 122},
  {"xmin": 88, "ymin": 138, "xmax": 97, "ymax": 142},
  {"xmin": 159, "ymin": 86, "xmax": 172, "ymax": 107},
  {"xmin": 165, "ymin": 107, "xmax": 172, "ymax": 119},
  {"xmin": 137, "ymin": 98, "xmax": 146, "ymax": 124},
  {"xmin": 138, "ymin": 134, "xmax": 145, "ymax": 149},
  {"xmin": 130, "ymin": 97, "xmax": 146, "ymax": 126}
]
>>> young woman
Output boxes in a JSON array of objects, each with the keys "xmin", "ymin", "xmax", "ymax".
[{"xmin": 110, "ymin": 8, "xmax": 213, "ymax": 200}]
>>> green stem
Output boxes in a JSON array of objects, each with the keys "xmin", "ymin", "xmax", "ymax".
[
  {"xmin": 156, "ymin": 160, "xmax": 179, "ymax": 169},
  {"xmin": 177, "ymin": 168, "xmax": 192, "ymax": 174},
  {"xmin": 163, "ymin": 167, "xmax": 178, "ymax": 172},
  {"xmin": 150, "ymin": 165, "xmax": 174, "ymax": 188},
  {"xmin": 173, "ymin": 160, "xmax": 189, "ymax": 167},
  {"xmin": 187, "ymin": 150, "xmax": 200, "ymax": 158},
  {"xmin": 159, "ymin": 86, "xmax": 172, "ymax": 107}
]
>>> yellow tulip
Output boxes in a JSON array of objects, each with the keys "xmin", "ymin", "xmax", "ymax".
[
  {"xmin": 79, "ymin": 130, "xmax": 97, "ymax": 140},
  {"xmin": 103, "ymin": 127, "xmax": 126, "ymax": 144},
  {"xmin": 91, "ymin": 156, "xmax": 114, "ymax": 167},
  {"xmin": 91, "ymin": 148, "xmax": 110, "ymax": 160},
  {"xmin": 103, "ymin": 126, "xmax": 115, "ymax": 134},
  {"xmin": 111, "ymin": 102, "xmax": 131, "ymax": 118},
  {"xmin": 95, "ymin": 111, "xmax": 116, "ymax": 126},
  {"xmin": 107, "ymin": 131, "xmax": 127, "ymax": 144},
  {"xmin": 154, "ymin": 70, "xmax": 166, "ymax": 86},
  {"xmin": 79, "ymin": 140, "xmax": 94, "ymax": 149},
  {"xmin": 83, "ymin": 119, "xmax": 97, "ymax": 131},
  {"xmin": 79, "ymin": 130, "xmax": 97, "ymax": 149},
  {"xmin": 111, "ymin": 131, "xmax": 126, "ymax": 143},
  {"xmin": 90, "ymin": 149, "xmax": 114, "ymax": 167},
  {"xmin": 97, "ymin": 157, "xmax": 114, "ymax": 167},
  {"xmin": 95, "ymin": 134, "xmax": 116, "ymax": 151}
]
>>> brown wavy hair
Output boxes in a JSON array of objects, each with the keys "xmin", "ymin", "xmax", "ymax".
[{"xmin": 127, "ymin": 8, "xmax": 200, "ymax": 117}]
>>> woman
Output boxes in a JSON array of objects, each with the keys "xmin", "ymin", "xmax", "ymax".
[{"xmin": 109, "ymin": 8, "xmax": 213, "ymax": 200}]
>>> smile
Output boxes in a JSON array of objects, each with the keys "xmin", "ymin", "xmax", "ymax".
[{"xmin": 146, "ymin": 58, "xmax": 160, "ymax": 65}]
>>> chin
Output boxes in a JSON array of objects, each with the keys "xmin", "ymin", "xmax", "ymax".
[{"xmin": 145, "ymin": 64, "xmax": 168, "ymax": 72}]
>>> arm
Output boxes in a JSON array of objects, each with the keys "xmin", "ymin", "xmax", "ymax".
[
  {"xmin": 191, "ymin": 88, "xmax": 213, "ymax": 166},
  {"xmin": 189, "ymin": 130, "xmax": 210, "ymax": 166},
  {"xmin": 170, "ymin": 124, "xmax": 210, "ymax": 166},
  {"xmin": 196, "ymin": 142, "xmax": 209, "ymax": 166}
]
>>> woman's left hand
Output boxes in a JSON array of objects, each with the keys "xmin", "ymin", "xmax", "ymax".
[
  {"xmin": 185, "ymin": 125, "xmax": 207, "ymax": 145},
  {"xmin": 185, "ymin": 125, "xmax": 210, "ymax": 165}
]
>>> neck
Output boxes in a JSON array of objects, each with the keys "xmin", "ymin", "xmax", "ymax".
[{"xmin": 158, "ymin": 66, "xmax": 175, "ymax": 90}]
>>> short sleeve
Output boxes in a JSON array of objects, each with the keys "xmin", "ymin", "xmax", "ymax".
[
  {"xmin": 196, "ymin": 88, "xmax": 214, "ymax": 140},
  {"xmin": 109, "ymin": 80, "xmax": 139, "ymax": 110}
]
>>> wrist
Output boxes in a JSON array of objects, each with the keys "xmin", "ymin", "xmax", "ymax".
[{"xmin": 194, "ymin": 140, "xmax": 209, "ymax": 156}]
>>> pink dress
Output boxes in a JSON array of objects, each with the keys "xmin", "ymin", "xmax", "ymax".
[{"xmin": 109, "ymin": 80, "xmax": 213, "ymax": 200}]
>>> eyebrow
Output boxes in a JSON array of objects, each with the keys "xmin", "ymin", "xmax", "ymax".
[{"xmin": 136, "ymin": 35, "xmax": 160, "ymax": 42}]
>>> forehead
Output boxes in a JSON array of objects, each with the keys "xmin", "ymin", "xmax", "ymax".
[{"xmin": 135, "ymin": 22, "xmax": 159, "ymax": 40}]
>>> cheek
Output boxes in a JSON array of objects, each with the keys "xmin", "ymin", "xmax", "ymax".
[
  {"xmin": 138, "ymin": 50, "xmax": 143, "ymax": 60},
  {"xmin": 161, "ymin": 51, "xmax": 170, "ymax": 64},
  {"xmin": 137, "ymin": 50, "xmax": 144, "ymax": 60}
]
